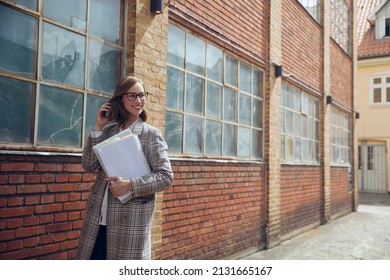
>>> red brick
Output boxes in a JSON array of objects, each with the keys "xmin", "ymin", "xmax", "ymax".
[
  {"xmin": 17, "ymin": 184, "xmax": 47, "ymax": 194},
  {"xmin": 56, "ymin": 174, "xmax": 69, "ymax": 182},
  {"xmin": 63, "ymin": 164, "xmax": 84, "ymax": 172},
  {"xmin": 23, "ymin": 216, "xmax": 39, "ymax": 227},
  {"xmin": 34, "ymin": 163, "xmax": 63, "ymax": 172},
  {"xmin": 41, "ymin": 174, "xmax": 55, "ymax": 183},
  {"xmin": 6, "ymin": 218, "xmax": 23, "ymax": 229},
  {"xmin": 0, "ymin": 206, "xmax": 34, "ymax": 218},
  {"xmin": 34, "ymin": 204, "xmax": 63, "ymax": 214},
  {"xmin": 5, "ymin": 240, "xmax": 23, "ymax": 251},
  {"xmin": 15, "ymin": 225, "xmax": 45, "ymax": 238},
  {"xmin": 25, "ymin": 196, "xmax": 40, "ymax": 205},
  {"xmin": 8, "ymin": 175, "xmax": 25, "ymax": 184},
  {"xmin": 1, "ymin": 163, "xmax": 34, "ymax": 172},
  {"xmin": 45, "ymin": 222, "xmax": 73, "ymax": 233},
  {"xmin": 26, "ymin": 174, "xmax": 41, "ymax": 183},
  {"xmin": 41, "ymin": 195, "xmax": 55, "ymax": 204},
  {"xmin": 63, "ymin": 201, "xmax": 86, "ymax": 211}
]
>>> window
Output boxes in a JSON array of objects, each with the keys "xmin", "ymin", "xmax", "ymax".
[
  {"xmin": 0, "ymin": 0, "xmax": 125, "ymax": 148},
  {"xmin": 281, "ymin": 82, "xmax": 320, "ymax": 163},
  {"xmin": 370, "ymin": 74, "xmax": 390, "ymax": 105},
  {"xmin": 166, "ymin": 24, "xmax": 264, "ymax": 159},
  {"xmin": 297, "ymin": 0, "xmax": 321, "ymax": 23},
  {"xmin": 386, "ymin": 18, "xmax": 390, "ymax": 37},
  {"xmin": 330, "ymin": 107, "xmax": 351, "ymax": 165},
  {"xmin": 330, "ymin": 0, "xmax": 351, "ymax": 55}
]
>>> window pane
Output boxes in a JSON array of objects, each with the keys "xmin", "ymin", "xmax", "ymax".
[
  {"xmin": 43, "ymin": 0, "xmax": 87, "ymax": 31},
  {"xmin": 168, "ymin": 24, "xmax": 185, "ymax": 68},
  {"xmin": 294, "ymin": 113, "xmax": 300, "ymax": 136},
  {"xmin": 187, "ymin": 33, "xmax": 205, "ymax": 75},
  {"xmin": 252, "ymin": 129, "xmax": 262, "ymax": 159},
  {"xmin": 294, "ymin": 137, "xmax": 301, "ymax": 161},
  {"xmin": 386, "ymin": 87, "xmax": 390, "ymax": 102},
  {"xmin": 253, "ymin": 69, "xmax": 263, "ymax": 98},
  {"xmin": 239, "ymin": 93, "xmax": 251, "ymax": 125},
  {"xmin": 293, "ymin": 89, "xmax": 301, "ymax": 111},
  {"xmin": 0, "ymin": 76, "xmax": 33, "ymax": 143},
  {"xmin": 285, "ymin": 85, "xmax": 292, "ymax": 108},
  {"xmin": 240, "ymin": 63, "xmax": 251, "ymax": 93},
  {"xmin": 167, "ymin": 67, "xmax": 184, "ymax": 110},
  {"xmin": 285, "ymin": 110, "xmax": 293, "ymax": 134},
  {"xmin": 0, "ymin": 5, "xmax": 37, "ymax": 78},
  {"xmin": 184, "ymin": 115, "xmax": 203, "ymax": 154},
  {"xmin": 206, "ymin": 44, "xmax": 223, "ymax": 82},
  {"xmin": 281, "ymin": 108, "xmax": 285, "ymax": 133},
  {"xmin": 373, "ymin": 88, "xmax": 381, "ymax": 103},
  {"xmin": 206, "ymin": 82, "xmax": 222, "ymax": 119},
  {"xmin": 10, "ymin": 0, "xmax": 37, "ymax": 10},
  {"xmin": 205, "ymin": 120, "xmax": 222, "ymax": 155},
  {"xmin": 238, "ymin": 126, "xmax": 251, "ymax": 157},
  {"xmin": 166, "ymin": 112, "xmax": 183, "ymax": 153},
  {"xmin": 42, "ymin": 22, "xmax": 86, "ymax": 88},
  {"xmin": 373, "ymin": 77, "xmax": 381, "ymax": 84},
  {"xmin": 281, "ymin": 135, "xmax": 285, "ymax": 159},
  {"xmin": 186, "ymin": 74, "xmax": 204, "ymax": 114},
  {"xmin": 225, "ymin": 56, "xmax": 238, "ymax": 86},
  {"xmin": 85, "ymin": 94, "xmax": 108, "ymax": 141},
  {"xmin": 90, "ymin": 0, "xmax": 121, "ymax": 43},
  {"xmin": 38, "ymin": 85, "xmax": 83, "ymax": 147},
  {"xmin": 285, "ymin": 135, "xmax": 294, "ymax": 161},
  {"xmin": 252, "ymin": 99, "xmax": 262, "ymax": 128},
  {"xmin": 88, "ymin": 39, "xmax": 121, "ymax": 94},
  {"xmin": 223, "ymin": 123, "xmax": 236, "ymax": 157},
  {"xmin": 224, "ymin": 88, "xmax": 237, "ymax": 122}
]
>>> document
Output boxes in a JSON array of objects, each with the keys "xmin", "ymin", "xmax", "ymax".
[{"xmin": 93, "ymin": 129, "xmax": 151, "ymax": 203}]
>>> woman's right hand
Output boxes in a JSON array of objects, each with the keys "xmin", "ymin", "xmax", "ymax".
[{"xmin": 94, "ymin": 102, "xmax": 111, "ymax": 131}]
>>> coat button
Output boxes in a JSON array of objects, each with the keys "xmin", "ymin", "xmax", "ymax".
[{"xmin": 121, "ymin": 216, "xmax": 127, "ymax": 223}]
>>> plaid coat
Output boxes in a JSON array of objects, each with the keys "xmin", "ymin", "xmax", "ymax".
[{"xmin": 76, "ymin": 120, "xmax": 173, "ymax": 260}]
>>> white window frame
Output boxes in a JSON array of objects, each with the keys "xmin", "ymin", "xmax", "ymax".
[
  {"xmin": 370, "ymin": 73, "xmax": 390, "ymax": 105},
  {"xmin": 330, "ymin": 107, "xmax": 351, "ymax": 166}
]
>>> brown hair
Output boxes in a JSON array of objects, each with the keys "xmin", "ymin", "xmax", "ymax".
[{"xmin": 108, "ymin": 76, "xmax": 148, "ymax": 124}]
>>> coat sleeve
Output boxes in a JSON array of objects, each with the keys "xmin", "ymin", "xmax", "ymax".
[
  {"xmin": 122, "ymin": 126, "xmax": 174, "ymax": 202},
  {"xmin": 81, "ymin": 131, "xmax": 106, "ymax": 172}
]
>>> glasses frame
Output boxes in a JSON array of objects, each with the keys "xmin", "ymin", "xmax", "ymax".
[{"xmin": 124, "ymin": 92, "xmax": 149, "ymax": 101}]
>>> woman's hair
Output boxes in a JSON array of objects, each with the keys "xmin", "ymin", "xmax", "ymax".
[{"xmin": 108, "ymin": 76, "xmax": 148, "ymax": 124}]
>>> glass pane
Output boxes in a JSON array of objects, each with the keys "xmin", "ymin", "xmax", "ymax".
[
  {"xmin": 43, "ymin": 0, "xmax": 87, "ymax": 31},
  {"xmin": 281, "ymin": 135, "xmax": 285, "ymax": 159},
  {"xmin": 240, "ymin": 63, "xmax": 251, "ymax": 93},
  {"xmin": 285, "ymin": 85, "xmax": 292, "ymax": 108},
  {"xmin": 184, "ymin": 115, "xmax": 203, "ymax": 155},
  {"xmin": 239, "ymin": 93, "xmax": 251, "ymax": 125},
  {"xmin": 373, "ymin": 88, "xmax": 381, "ymax": 103},
  {"xmin": 206, "ymin": 82, "xmax": 222, "ymax": 118},
  {"xmin": 253, "ymin": 69, "xmax": 263, "ymax": 98},
  {"xmin": 166, "ymin": 111, "xmax": 183, "ymax": 153},
  {"xmin": 285, "ymin": 110, "xmax": 293, "ymax": 134},
  {"xmin": 238, "ymin": 126, "xmax": 251, "ymax": 158},
  {"xmin": 223, "ymin": 123, "xmax": 236, "ymax": 157},
  {"xmin": 206, "ymin": 44, "xmax": 223, "ymax": 82},
  {"xmin": 205, "ymin": 120, "xmax": 221, "ymax": 156},
  {"xmin": 225, "ymin": 55, "xmax": 238, "ymax": 86},
  {"xmin": 387, "ymin": 77, "xmax": 390, "ymax": 83},
  {"xmin": 252, "ymin": 98, "xmax": 262, "ymax": 128},
  {"xmin": 0, "ymin": 76, "xmax": 33, "ymax": 143},
  {"xmin": 90, "ymin": 0, "xmax": 121, "ymax": 43},
  {"xmin": 281, "ymin": 83, "xmax": 285, "ymax": 106},
  {"xmin": 285, "ymin": 135, "xmax": 294, "ymax": 161},
  {"xmin": 167, "ymin": 67, "xmax": 184, "ymax": 110},
  {"xmin": 373, "ymin": 77, "xmax": 381, "ymax": 84},
  {"xmin": 168, "ymin": 24, "xmax": 185, "ymax": 68},
  {"xmin": 386, "ymin": 87, "xmax": 390, "ymax": 102},
  {"xmin": 252, "ymin": 129, "xmax": 262, "ymax": 159},
  {"xmin": 293, "ymin": 89, "xmax": 301, "ymax": 111},
  {"xmin": 89, "ymin": 39, "xmax": 121, "ymax": 94},
  {"xmin": 281, "ymin": 108, "xmax": 285, "ymax": 133},
  {"xmin": 38, "ymin": 85, "xmax": 83, "ymax": 147},
  {"xmin": 301, "ymin": 115, "xmax": 308, "ymax": 138},
  {"xmin": 224, "ymin": 88, "xmax": 237, "ymax": 122},
  {"xmin": 10, "ymin": 0, "xmax": 37, "ymax": 10},
  {"xmin": 186, "ymin": 74, "xmax": 204, "ymax": 114},
  {"xmin": 294, "ymin": 137, "xmax": 301, "ymax": 161},
  {"xmin": 294, "ymin": 113, "xmax": 300, "ymax": 136},
  {"xmin": 85, "ymin": 95, "xmax": 108, "ymax": 141},
  {"xmin": 187, "ymin": 33, "xmax": 205, "ymax": 75},
  {"xmin": 301, "ymin": 93, "xmax": 309, "ymax": 114},
  {"xmin": 42, "ymin": 23, "xmax": 86, "ymax": 88},
  {"xmin": 0, "ymin": 5, "xmax": 37, "ymax": 78}
]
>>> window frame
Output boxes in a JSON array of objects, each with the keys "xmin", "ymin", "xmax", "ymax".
[
  {"xmin": 297, "ymin": 0, "xmax": 321, "ymax": 23},
  {"xmin": 330, "ymin": 106, "xmax": 352, "ymax": 166},
  {"xmin": 330, "ymin": 0, "xmax": 352, "ymax": 55},
  {"xmin": 0, "ymin": 0, "xmax": 127, "ymax": 152},
  {"xmin": 369, "ymin": 73, "xmax": 390, "ymax": 105}
]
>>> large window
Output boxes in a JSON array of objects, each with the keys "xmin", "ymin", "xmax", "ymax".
[
  {"xmin": 371, "ymin": 74, "xmax": 390, "ymax": 105},
  {"xmin": 330, "ymin": 107, "xmax": 351, "ymax": 165},
  {"xmin": 166, "ymin": 24, "xmax": 264, "ymax": 159},
  {"xmin": 297, "ymin": 0, "xmax": 321, "ymax": 23},
  {"xmin": 0, "ymin": 0, "xmax": 125, "ymax": 149},
  {"xmin": 330, "ymin": 0, "xmax": 351, "ymax": 55},
  {"xmin": 281, "ymin": 82, "xmax": 320, "ymax": 163}
]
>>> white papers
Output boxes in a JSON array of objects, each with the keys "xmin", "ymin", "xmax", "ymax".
[{"xmin": 92, "ymin": 128, "xmax": 150, "ymax": 203}]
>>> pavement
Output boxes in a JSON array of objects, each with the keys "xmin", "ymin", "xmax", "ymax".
[{"xmin": 240, "ymin": 192, "xmax": 390, "ymax": 260}]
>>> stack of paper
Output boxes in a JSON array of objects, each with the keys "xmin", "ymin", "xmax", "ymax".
[{"xmin": 93, "ymin": 129, "xmax": 150, "ymax": 202}]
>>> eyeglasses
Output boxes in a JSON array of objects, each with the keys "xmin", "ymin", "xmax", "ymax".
[{"xmin": 124, "ymin": 92, "xmax": 149, "ymax": 101}]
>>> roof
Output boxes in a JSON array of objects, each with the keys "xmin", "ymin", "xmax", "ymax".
[{"xmin": 357, "ymin": 0, "xmax": 390, "ymax": 59}]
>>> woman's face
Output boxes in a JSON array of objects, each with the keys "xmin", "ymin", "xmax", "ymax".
[{"xmin": 121, "ymin": 82, "xmax": 146, "ymax": 120}]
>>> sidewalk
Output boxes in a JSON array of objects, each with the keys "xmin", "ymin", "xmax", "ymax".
[{"xmin": 241, "ymin": 192, "xmax": 390, "ymax": 260}]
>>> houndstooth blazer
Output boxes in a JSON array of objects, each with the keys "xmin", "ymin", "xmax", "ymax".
[{"xmin": 76, "ymin": 120, "xmax": 173, "ymax": 260}]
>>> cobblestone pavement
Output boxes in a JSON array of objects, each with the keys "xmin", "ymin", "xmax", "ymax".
[{"xmin": 241, "ymin": 192, "xmax": 390, "ymax": 260}]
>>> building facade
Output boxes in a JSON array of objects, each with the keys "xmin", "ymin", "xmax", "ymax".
[
  {"xmin": 356, "ymin": 0, "xmax": 390, "ymax": 194},
  {"xmin": 0, "ymin": 0, "xmax": 357, "ymax": 260}
]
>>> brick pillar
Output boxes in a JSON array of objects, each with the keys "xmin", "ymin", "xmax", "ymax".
[
  {"xmin": 126, "ymin": 0, "xmax": 169, "ymax": 259},
  {"xmin": 266, "ymin": 0, "xmax": 282, "ymax": 249},
  {"xmin": 321, "ymin": 0, "xmax": 331, "ymax": 222}
]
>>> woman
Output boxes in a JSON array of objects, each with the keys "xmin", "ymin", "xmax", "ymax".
[{"xmin": 76, "ymin": 76, "xmax": 174, "ymax": 260}]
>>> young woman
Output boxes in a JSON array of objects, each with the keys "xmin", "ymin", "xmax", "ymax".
[{"xmin": 76, "ymin": 76, "xmax": 173, "ymax": 260}]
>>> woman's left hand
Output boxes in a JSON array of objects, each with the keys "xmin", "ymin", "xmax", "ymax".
[{"xmin": 106, "ymin": 176, "xmax": 132, "ymax": 198}]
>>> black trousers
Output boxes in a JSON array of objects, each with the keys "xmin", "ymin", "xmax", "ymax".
[{"xmin": 90, "ymin": 225, "xmax": 107, "ymax": 260}]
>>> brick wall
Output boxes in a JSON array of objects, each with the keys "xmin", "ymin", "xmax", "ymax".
[
  {"xmin": 330, "ymin": 167, "xmax": 353, "ymax": 218},
  {"xmin": 160, "ymin": 160, "xmax": 267, "ymax": 259},
  {"xmin": 280, "ymin": 165, "xmax": 322, "ymax": 237},
  {"xmin": 0, "ymin": 154, "xmax": 92, "ymax": 259}
]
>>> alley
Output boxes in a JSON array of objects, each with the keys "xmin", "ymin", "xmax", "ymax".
[{"xmin": 241, "ymin": 193, "xmax": 390, "ymax": 260}]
